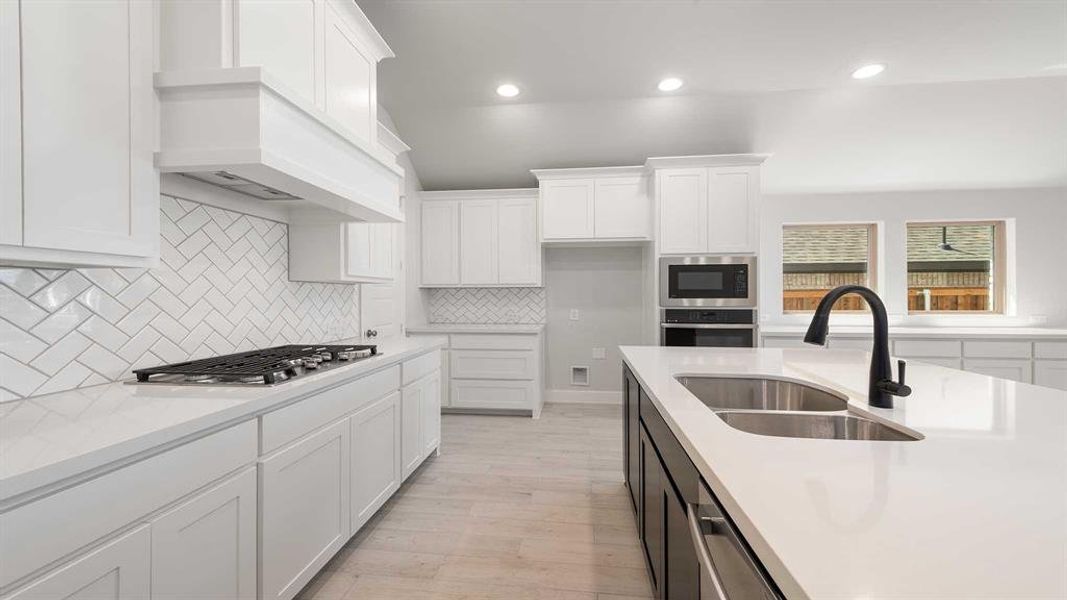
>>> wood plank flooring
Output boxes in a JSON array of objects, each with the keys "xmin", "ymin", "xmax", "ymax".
[{"xmin": 297, "ymin": 403, "xmax": 652, "ymax": 600}]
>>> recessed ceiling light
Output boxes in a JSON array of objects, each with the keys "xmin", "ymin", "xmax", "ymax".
[
  {"xmin": 851, "ymin": 64, "xmax": 886, "ymax": 79},
  {"xmin": 496, "ymin": 83, "xmax": 520, "ymax": 97},
  {"xmin": 657, "ymin": 77, "xmax": 684, "ymax": 92}
]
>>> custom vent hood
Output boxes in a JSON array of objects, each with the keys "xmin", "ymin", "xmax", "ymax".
[{"xmin": 155, "ymin": 67, "xmax": 403, "ymax": 223}]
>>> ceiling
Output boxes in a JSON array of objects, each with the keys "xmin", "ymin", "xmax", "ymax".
[{"xmin": 361, "ymin": 0, "xmax": 1067, "ymax": 193}]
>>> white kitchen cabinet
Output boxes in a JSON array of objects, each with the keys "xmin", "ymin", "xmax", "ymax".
[
  {"xmin": 350, "ymin": 391, "xmax": 401, "ymax": 533},
  {"xmin": 401, "ymin": 377, "xmax": 425, "ymax": 479},
  {"xmin": 421, "ymin": 191, "xmax": 541, "ymax": 287},
  {"xmin": 421, "ymin": 372, "xmax": 442, "ymax": 456},
  {"xmin": 1, "ymin": 0, "xmax": 158, "ymax": 268},
  {"xmin": 237, "ymin": 0, "xmax": 317, "ymax": 101},
  {"xmin": 421, "ymin": 200, "xmax": 462, "ymax": 286},
  {"xmin": 963, "ymin": 359, "xmax": 1033, "ymax": 383},
  {"xmin": 1034, "ymin": 361, "xmax": 1067, "ymax": 390},
  {"xmin": 151, "ymin": 467, "xmax": 258, "ymax": 600},
  {"xmin": 288, "ymin": 221, "xmax": 395, "ymax": 283},
  {"xmin": 2, "ymin": 526, "xmax": 150, "ymax": 600},
  {"xmin": 451, "ymin": 379, "xmax": 539, "ymax": 411},
  {"xmin": 259, "ymin": 419, "xmax": 350, "ymax": 600},
  {"xmin": 498, "ymin": 197, "xmax": 542, "ymax": 285},
  {"xmin": 323, "ymin": 1, "xmax": 376, "ymax": 143},
  {"xmin": 648, "ymin": 155, "xmax": 768, "ymax": 255},
  {"xmin": 534, "ymin": 167, "xmax": 652, "ymax": 243},
  {"xmin": 460, "ymin": 200, "xmax": 499, "ymax": 285},
  {"xmin": 539, "ymin": 178, "xmax": 595, "ymax": 239}
]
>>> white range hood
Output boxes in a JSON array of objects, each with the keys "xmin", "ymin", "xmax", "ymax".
[{"xmin": 155, "ymin": 67, "xmax": 403, "ymax": 223}]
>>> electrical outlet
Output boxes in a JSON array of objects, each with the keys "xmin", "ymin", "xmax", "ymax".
[
  {"xmin": 592, "ymin": 347, "xmax": 606, "ymax": 360},
  {"xmin": 569, "ymin": 309, "xmax": 580, "ymax": 321}
]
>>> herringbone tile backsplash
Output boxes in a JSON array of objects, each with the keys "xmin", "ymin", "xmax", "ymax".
[
  {"xmin": 0, "ymin": 196, "xmax": 360, "ymax": 402},
  {"xmin": 428, "ymin": 288, "xmax": 546, "ymax": 324}
]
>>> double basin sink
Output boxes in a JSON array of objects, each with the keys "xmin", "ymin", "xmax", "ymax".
[{"xmin": 677, "ymin": 376, "xmax": 921, "ymax": 441}]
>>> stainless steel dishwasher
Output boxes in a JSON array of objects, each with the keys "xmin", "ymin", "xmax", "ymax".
[{"xmin": 687, "ymin": 481, "xmax": 782, "ymax": 599}]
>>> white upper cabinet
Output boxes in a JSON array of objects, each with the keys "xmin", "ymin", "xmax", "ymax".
[
  {"xmin": 421, "ymin": 200, "xmax": 462, "ymax": 286},
  {"xmin": 1, "ymin": 0, "xmax": 158, "ymax": 269},
  {"xmin": 648, "ymin": 154, "xmax": 768, "ymax": 255},
  {"xmin": 421, "ymin": 191, "xmax": 542, "ymax": 287},
  {"xmin": 534, "ymin": 167, "xmax": 651, "ymax": 243},
  {"xmin": 157, "ymin": 0, "xmax": 402, "ymax": 222}
]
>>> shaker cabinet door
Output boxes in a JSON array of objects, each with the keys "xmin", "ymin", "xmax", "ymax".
[
  {"xmin": 658, "ymin": 169, "xmax": 708, "ymax": 254},
  {"xmin": 541, "ymin": 179, "xmax": 595, "ymax": 240},
  {"xmin": 459, "ymin": 199, "xmax": 499, "ymax": 285},
  {"xmin": 401, "ymin": 380, "xmax": 424, "ymax": 479},
  {"xmin": 421, "ymin": 371, "xmax": 442, "ymax": 455},
  {"xmin": 497, "ymin": 196, "xmax": 541, "ymax": 285},
  {"xmin": 351, "ymin": 391, "xmax": 402, "ymax": 533},
  {"xmin": 421, "ymin": 201, "xmax": 461, "ymax": 285},
  {"xmin": 594, "ymin": 176, "xmax": 650, "ymax": 239},
  {"xmin": 706, "ymin": 166, "xmax": 758, "ymax": 253}
]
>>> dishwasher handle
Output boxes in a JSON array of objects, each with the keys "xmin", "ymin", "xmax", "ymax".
[{"xmin": 687, "ymin": 501, "xmax": 728, "ymax": 600}]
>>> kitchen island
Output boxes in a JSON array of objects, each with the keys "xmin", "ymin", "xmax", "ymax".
[{"xmin": 620, "ymin": 345, "xmax": 1066, "ymax": 599}]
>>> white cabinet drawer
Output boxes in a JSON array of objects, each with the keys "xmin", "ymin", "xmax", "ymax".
[
  {"xmin": 261, "ymin": 366, "xmax": 400, "ymax": 454},
  {"xmin": 1034, "ymin": 361, "xmax": 1067, "ymax": 390},
  {"xmin": 893, "ymin": 339, "xmax": 961, "ymax": 358},
  {"xmin": 1035, "ymin": 341, "xmax": 1067, "ymax": 360},
  {"xmin": 0, "ymin": 421, "xmax": 257, "ymax": 589},
  {"xmin": 913, "ymin": 357, "xmax": 962, "ymax": 370},
  {"xmin": 450, "ymin": 350, "xmax": 536, "ymax": 380},
  {"xmin": 760, "ymin": 336, "xmax": 808, "ymax": 349},
  {"xmin": 402, "ymin": 350, "xmax": 441, "ymax": 385},
  {"xmin": 963, "ymin": 340, "xmax": 1032, "ymax": 359},
  {"xmin": 450, "ymin": 333, "xmax": 538, "ymax": 351},
  {"xmin": 827, "ymin": 337, "xmax": 873, "ymax": 350},
  {"xmin": 450, "ymin": 380, "xmax": 537, "ymax": 411},
  {"xmin": 963, "ymin": 359, "xmax": 1033, "ymax": 383}
]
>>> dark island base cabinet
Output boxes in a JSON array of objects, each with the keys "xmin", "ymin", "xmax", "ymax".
[{"xmin": 624, "ymin": 366, "xmax": 699, "ymax": 599}]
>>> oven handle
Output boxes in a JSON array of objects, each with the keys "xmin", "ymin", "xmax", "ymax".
[
  {"xmin": 687, "ymin": 502, "xmax": 728, "ymax": 600},
  {"xmin": 660, "ymin": 323, "xmax": 756, "ymax": 330}
]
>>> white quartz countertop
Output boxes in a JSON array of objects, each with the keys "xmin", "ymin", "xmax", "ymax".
[
  {"xmin": 759, "ymin": 324, "xmax": 1067, "ymax": 338},
  {"xmin": 406, "ymin": 323, "xmax": 545, "ymax": 334},
  {"xmin": 0, "ymin": 336, "xmax": 445, "ymax": 503},
  {"xmin": 620, "ymin": 345, "xmax": 1067, "ymax": 600}
]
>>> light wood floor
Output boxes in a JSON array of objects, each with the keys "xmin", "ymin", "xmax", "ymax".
[{"xmin": 297, "ymin": 403, "xmax": 653, "ymax": 600}]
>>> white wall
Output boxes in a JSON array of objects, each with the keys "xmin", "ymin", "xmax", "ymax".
[
  {"xmin": 545, "ymin": 246, "xmax": 645, "ymax": 395},
  {"xmin": 758, "ymin": 187, "xmax": 1067, "ymax": 326}
]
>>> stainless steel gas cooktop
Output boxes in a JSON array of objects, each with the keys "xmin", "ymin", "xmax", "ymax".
[{"xmin": 130, "ymin": 344, "xmax": 378, "ymax": 386}]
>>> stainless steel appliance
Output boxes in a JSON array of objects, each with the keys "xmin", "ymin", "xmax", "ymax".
[
  {"xmin": 688, "ymin": 481, "xmax": 781, "ymax": 599},
  {"xmin": 661, "ymin": 309, "xmax": 757, "ymax": 347},
  {"xmin": 130, "ymin": 344, "xmax": 377, "ymax": 386},
  {"xmin": 660, "ymin": 256, "xmax": 756, "ymax": 308}
]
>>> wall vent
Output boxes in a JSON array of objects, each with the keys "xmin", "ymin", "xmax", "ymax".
[{"xmin": 571, "ymin": 366, "xmax": 590, "ymax": 386}]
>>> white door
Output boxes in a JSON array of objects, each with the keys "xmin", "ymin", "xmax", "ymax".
[
  {"xmin": 237, "ymin": 0, "xmax": 317, "ymax": 101},
  {"xmin": 19, "ymin": 0, "xmax": 156, "ymax": 257},
  {"xmin": 594, "ymin": 177, "xmax": 649, "ymax": 239},
  {"xmin": 421, "ymin": 372, "xmax": 442, "ymax": 456},
  {"xmin": 401, "ymin": 381, "xmax": 424, "ymax": 479},
  {"xmin": 360, "ymin": 282, "xmax": 402, "ymax": 341},
  {"xmin": 350, "ymin": 391, "xmax": 401, "ymax": 534},
  {"xmin": 0, "ymin": 0, "xmax": 20, "ymax": 246},
  {"xmin": 151, "ymin": 467, "xmax": 257, "ymax": 600},
  {"xmin": 707, "ymin": 166, "xmax": 757, "ymax": 253},
  {"xmin": 1034, "ymin": 361, "xmax": 1067, "ymax": 390},
  {"xmin": 963, "ymin": 359, "xmax": 1033, "ymax": 384},
  {"xmin": 260, "ymin": 419, "xmax": 350, "ymax": 600},
  {"xmin": 658, "ymin": 168, "xmax": 708, "ymax": 254},
  {"xmin": 497, "ymin": 197, "xmax": 540, "ymax": 285},
  {"xmin": 3, "ymin": 526, "xmax": 150, "ymax": 600},
  {"xmin": 322, "ymin": 2, "xmax": 375, "ymax": 142},
  {"xmin": 460, "ymin": 199, "xmax": 499, "ymax": 285},
  {"xmin": 421, "ymin": 200, "xmax": 460, "ymax": 285},
  {"xmin": 540, "ymin": 179, "xmax": 595, "ymax": 240}
]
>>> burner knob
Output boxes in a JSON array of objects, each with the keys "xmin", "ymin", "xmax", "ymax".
[
  {"xmin": 318, "ymin": 353, "xmax": 333, "ymax": 362},
  {"xmin": 353, "ymin": 349, "xmax": 372, "ymax": 358},
  {"xmin": 304, "ymin": 359, "xmax": 319, "ymax": 369},
  {"xmin": 337, "ymin": 351, "xmax": 353, "ymax": 361}
]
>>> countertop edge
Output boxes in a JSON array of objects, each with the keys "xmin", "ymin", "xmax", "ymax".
[{"xmin": 0, "ymin": 338, "xmax": 446, "ymax": 505}]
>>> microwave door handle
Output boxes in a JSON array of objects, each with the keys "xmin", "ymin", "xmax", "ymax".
[
  {"xmin": 687, "ymin": 503, "xmax": 728, "ymax": 600},
  {"xmin": 661, "ymin": 324, "xmax": 757, "ymax": 330}
]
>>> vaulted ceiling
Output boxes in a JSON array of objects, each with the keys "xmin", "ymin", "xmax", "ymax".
[{"xmin": 361, "ymin": 0, "xmax": 1067, "ymax": 194}]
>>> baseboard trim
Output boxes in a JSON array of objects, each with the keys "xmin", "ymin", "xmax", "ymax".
[{"xmin": 545, "ymin": 389, "xmax": 622, "ymax": 405}]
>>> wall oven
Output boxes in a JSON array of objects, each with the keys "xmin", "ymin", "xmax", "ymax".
[
  {"xmin": 660, "ymin": 256, "xmax": 756, "ymax": 308},
  {"xmin": 661, "ymin": 309, "xmax": 757, "ymax": 348}
]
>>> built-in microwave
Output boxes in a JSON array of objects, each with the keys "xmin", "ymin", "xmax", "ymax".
[{"xmin": 659, "ymin": 256, "xmax": 756, "ymax": 308}]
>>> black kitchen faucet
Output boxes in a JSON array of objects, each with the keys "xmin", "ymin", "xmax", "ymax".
[{"xmin": 803, "ymin": 285, "xmax": 912, "ymax": 409}]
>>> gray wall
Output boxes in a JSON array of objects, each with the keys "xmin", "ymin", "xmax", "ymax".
[{"xmin": 545, "ymin": 246, "xmax": 645, "ymax": 393}]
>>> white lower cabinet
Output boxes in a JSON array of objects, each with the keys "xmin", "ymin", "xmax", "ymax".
[
  {"xmin": 401, "ymin": 370, "xmax": 441, "ymax": 480},
  {"xmin": 151, "ymin": 467, "xmax": 257, "ymax": 600},
  {"xmin": 422, "ymin": 372, "xmax": 442, "ymax": 456},
  {"xmin": 1035, "ymin": 361, "xmax": 1067, "ymax": 390},
  {"xmin": 2, "ymin": 526, "xmax": 150, "ymax": 600},
  {"xmin": 350, "ymin": 391, "xmax": 401, "ymax": 534},
  {"xmin": 962, "ymin": 359, "xmax": 1033, "ymax": 384},
  {"xmin": 259, "ymin": 419, "xmax": 350, "ymax": 600},
  {"xmin": 451, "ymin": 379, "xmax": 538, "ymax": 411}
]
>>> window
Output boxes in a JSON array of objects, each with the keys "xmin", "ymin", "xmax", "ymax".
[
  {"xmin": 907, "ymin": 222, "xmax": 1003, "ymax": 313},
  {"xmin": 782, "ymin": 224, "xmax": 876, "ymax": 312}
]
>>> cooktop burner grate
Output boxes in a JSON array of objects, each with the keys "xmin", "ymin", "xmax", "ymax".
[{"xmin": 131, "ymin": 344, "xmax": 378, "ymax": 385}]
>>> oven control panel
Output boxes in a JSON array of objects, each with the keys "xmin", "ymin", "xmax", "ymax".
[{"xmin": 662, "ymin": 309, "xmax": 755, "ymax": 324}]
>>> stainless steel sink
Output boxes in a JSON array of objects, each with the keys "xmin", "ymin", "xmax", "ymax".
[
  {"xmin": 716, "ymin": 411, "xmax": 922, "ymax": 441},
  {"xmin": 677, "ymin": 376, "xmax": 848, "ymax": 412}
]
